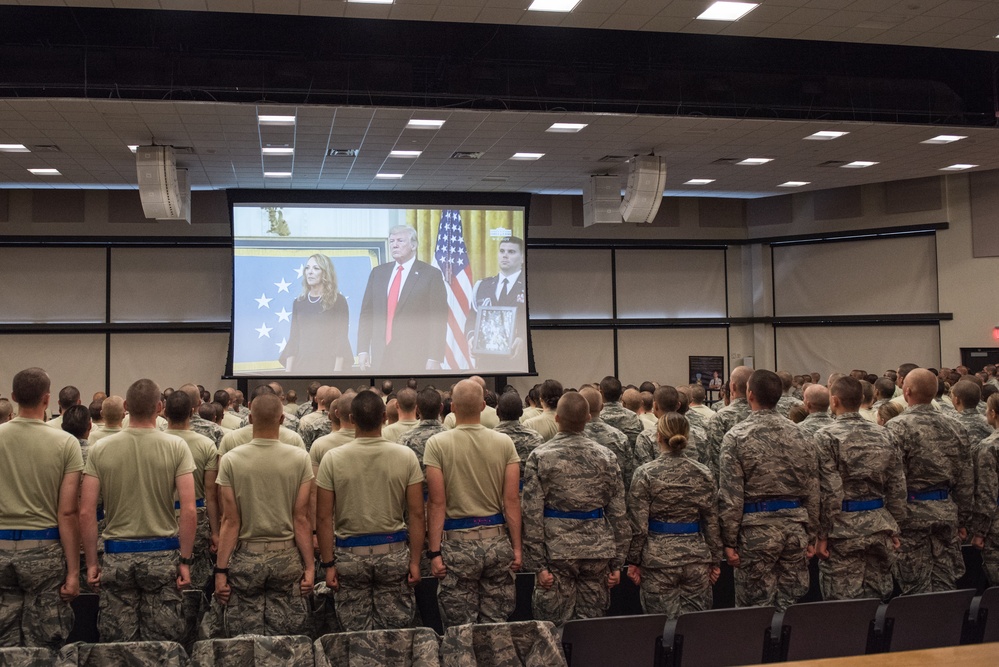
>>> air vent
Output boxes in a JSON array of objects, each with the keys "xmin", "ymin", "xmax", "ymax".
[
  {"xmin": 173, "ymin": 146, "xmax": 196, "ymax": 155},
  {"xmin": 327, "ymin": 149, "xmax": 359, "ymax": 157},
  {"xmin": 31, "ymin": 145, "xmax": 61, "ymax": 152},
  {"xmin": 711, "ymin": 158, "xmax": 742, "ymax": 165},
  {"xmin": 451, "ymin": 151, "xmax": 482, "ymax": 159},
  {"xmin": 819, "ymin": 160, "xmax": 849, "ymax": 167},
  {"xmin": 598, "ymin": 155, "xmax": 630, "ymax": 162}
]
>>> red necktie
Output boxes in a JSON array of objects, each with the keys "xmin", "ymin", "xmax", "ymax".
[{"xmin": 386, "ymin": 265, "xmax": 404, "ymax": 345}]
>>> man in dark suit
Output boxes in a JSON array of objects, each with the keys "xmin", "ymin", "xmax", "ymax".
[
  {"xmin": 465, "ymin": 236, "xmax": 528, "ymax": 371},
  {"xmin": 357, "ymin": 225, "xmax": 448, "ymax": 373}
]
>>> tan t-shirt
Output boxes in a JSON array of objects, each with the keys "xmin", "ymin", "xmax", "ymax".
[
  {"xmin": 316, "ymin": 437, "xmax": 423, "ymax": 537},
  {"xmin": 444, "ymin": 406, "xmax": 500, "ymax": 430},
  {"xmin": 89, "ymin": 426, "xmax": 122, "ymax": 446},
  {"xmin": 0, "ymin": 417, "xmax": 84, "ymax": 530},
  {"xmin": 218, "ymin": 424, "xmax": 304, "ymax": 457},
  {"xmin": 165, "ymin": 429, "xmax": 218, "ymax": 500},
  {"xmin": 216, "ymin": 438, "xmax": 313, "ymax": 542},
  {"xmin": 310, "ymin": 428, "xmax": 356, "ymax": 468},
  {"xmin": 423, "ymin": 425, "xmax": 519, "ymax": 519},
  {"xmin": 523, "ymin": 411, "xmax": 558, "ymax": 442},
  {"xmin": 83, "ymin": 427, "xmax": 195, "ymax": 539},
  {"xmin": 382, "ymin": 419, "xmax": 419, "ymax": 443}
]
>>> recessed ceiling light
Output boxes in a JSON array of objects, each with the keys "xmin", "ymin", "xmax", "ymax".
[
  {"xmin": 389, "ymin": 150, "xmax": 422, "ymax": 158},
  {"xmin": 805, "ymin": 131, "xmax": 849, "ymax": 141},
  {"xmin": 263, "ymin": 171, "xmax": 292, "ymax": 178},
  {"xmin": 842, "ymin": 161, "xmax": 878, "ymax": 168},
  {"xmin": 261, "ymin": 147, "xmax": 295, "ymax": 155},
  {"xmin": 376, "ymin": 173, "xmax": 404, "ymax": 179},
  {"xmin": 684, "ymin": 179, "xmax": 715, "ymax": 185},
  {"xmin": 547, "ymin": 122, "xmax": 588, "ymax": 133},
  {"xmin": 697, "ymin": 2, "xmax": 759, "ymax": 21},
  {"xmin": 921, "ymin": 135, "xmax": 967, "ymax": 145},
  {"xmin": 511, "ymin": 152, "xmax": 545, "ymax": 160},
  {"xmin": 778, "ymin": 181, "xmax": 811, "ymax": 187},
  {"xmin": 257, "ymin": 114, "xmax": 296, "ymax": 125},
  {"xmin": 737, "ymin": 158, "xmax": 772, "ymax": 165},
  {"xmin": 940, "ymin": 164, "xmax": 978, "ymax": 171},
  {"xmin": 407, "ymin": 119, "xmax": 445, "ymax": 129},
  {"xmin": 28, "ymin": 168, "xmax": 61, "ymax": 176},
  {"xmin": 528, "ymin": 0, "xmax": 581, "ymax": 11},
  {"xmin": 0, "ymin": 143, "xmax": 30, "ymax": 152},
  {"xmin": 127, "ymin": 145, "xmax": 139, "ymax": 153}
]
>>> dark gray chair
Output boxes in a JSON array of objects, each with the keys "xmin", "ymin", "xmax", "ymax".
[
  {"xmin": 973, "ymin": 586, "xmax": 999, "ymax": 643},
  {"xmin": 660, "ymin": 606, "xmax": 775, "ymax": 667},
  {"xmin": 874, "ymin": 589, "xmax": 976, "ymax": 652},
  {"xmin": 561, "ymin": 614, "xmax": 668, "ymax": 667},
  {"xmin": 773, "ymin": 598, "xmax": 881, "ymax": 661}
]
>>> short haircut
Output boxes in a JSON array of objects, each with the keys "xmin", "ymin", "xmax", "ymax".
[
  {"xmin": 58, "ymin": 385, "xmax": 80, "ymax": 410},
  {"xmin": 777, "ymin": 371, "xmax": 793, "ymax": 391},
  {"xmin": 860, "ymin": 380, "xmax": 874, "ymax": 405},
  {"xmin": 638, "ymin": 381, "xmax": 656, "ymax": 394},
  {"xmin": 621, "ymin": 388, "xmax": 641, "ymax": 412},
  {"xmin": 748, "ymin": 370, "xmax": 782, "ymax": 409},
  {"xmin": 0, "ymin": 398, "xmax": 12, "ymax": 422},
  {"xmin": 381, "ymin": 380, "xmax": 394, "ymax": 395},
  {"xmin": 499, "ymin": 235, "xmax": 525, "ymax": 253},
  {"xmin": 249, "ymin": 384, "xmax": 277, "ymax": 404},
  {"xmin": 396, "ymin": 388, "xmax": 418, "ymax": 413},
  {"xmin": 653, "ymin": 385, "xmax": 680, "ymax": 413},
  {"xmin": 555, "ymin": 392, "xmax": 589, "ymax": 433},
  {"xmin": 125, "ymin": 378, "xmax": 161, "ymax": 420},
  {"xmin": 865, "ymin": 373, "xmax": 879, "ymax": 385},
  {"xmin": 540, "ymin": 379, "xmax": 563, "ymax": 410},
  {"xmin": 952, "ymin": 380, "xmax": 981, "ymax": 409},
  {"xmin": 640, "ymin": 391, "xmax": 654, "ymax": 413},
  {"xmin": 88, "ymin": 398, "xmax": 104, "ymax": 422},
  {"xmin": 250, "ymin": 393, "xmax": 284, "ymax": 427},
  {"xmin": 416, "ymin": 388, "xmax": 442, "ymax": 420},
  {"xmin": 213, "ymin": 390, "xmax": 231, "ymax": 408},
  {"xmin": 897, "ymin": 363, "xmax": 919, "ymax": 379},
  {"xmin": 351, "ymin": 391, "xmax": 386, "ymax": 431},
  {"xmin": 101, "ymin": 396, "xmax": 125, "ymax": 423},
  {"xmin": 484, "ymin": 390, "xmax": 498, "ymax": 409},
  {"xmin": 164, "ymin": 390, "xmax": 193, "ymax": 424},
  {"xmin": 731, "ymin": 366, "xmax": 753, "ymax": 395},
  {"xmin": 496, "ymin": 391, "xmax": 524, "ymax": 421},
  {"xmin": 874, "ymin": 377, "xmax": 896, "ymax": 401},
  {"xmin": 61, "ymin": 405, "xmax": 91, "ymax": 439},
  {"xmin": 989, "ymin": 392, "xmax": 999, "ymax": 415},
  {"xmin": 334, "ymin": 391, "xmax": 356, "ymax": 422},
  {"xmin": 12, "ymin": 367, "xmax": 50, "ymax": 408},
  {"xmin": 789, "ymin": 404, "xmax": 808, "ymax": 423},
  {"xmin": 308, "ymin": 381, "xmax": 321, "ymax": 398},
  {"xmin": 676, "ymin": 390, "xmax": 690, "ymax": 415},
  {"xmin": 285, "ymin": 389, "xmax": 298, "ymax": 403},
  {"xmin": 830, "ymin": 376, "xmax": 863, "ymax": 411},
  {"xmin": 406, "ymin": 378, "xmax": 419, "ymax": 390},
  {"xmin": 961, "ymin": 373, "xmax": 984, "ymax": 388},
  {"xmin": 688, "ymin": 383, "xmax": 706, "ymax": 404},
  {"xmin": 983, "ymin": 384, "xmax": 999, "ymax": 403},
  {"xmin": 599, "ymin": 376, "xmax": 623, "ymax": 402},
  {"xmin": 198, "ymin": 403, "xmax": 217, "ymax": 421}
]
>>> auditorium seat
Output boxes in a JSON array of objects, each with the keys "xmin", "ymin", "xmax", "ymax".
[
  {"xmin": 872, "ymin": 589, "xmax": 977, "ymax": 652},
  {"xmin": 660, "ymin": 606, "xmax": 776, "ymax": 667},
  {"xmin": 772, "ymin": 598, "xmax": 881, "ymax": 661},
  {"xmin": 972, "ymin": 586, "xmax": 999, "ymax": 643},
  {"xmin": 440, "ymin": 620, "xmax": 565, "ymax": 667},
  {"xmin": 0, "ymin": 646, "xmax": 56, "ymax": 665},
  {"xmin": 560, "ymin": 613, "xmax": 668, "ymax": 667},
  {"xmin": 57, "ymin": 640, "xmax": 190, "ymax": 666},
  {"xmin": 314, "ymin": 627, "xmax": 441, "ymax": 667},
  {"xmin": 190, "ymin": 634, "xmax": 313, "ymax": 666},
  {"xmin": 415, "ymin": 577, "xmax": 445, "ymax": 635}
]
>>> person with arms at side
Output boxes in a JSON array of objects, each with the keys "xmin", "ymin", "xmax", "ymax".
[
  {"xmin": 972, "ymin": 393, "xmax": 999, "ymax": 585},
  {"xmin": 951, "ymin": 379, "xmax": 993, "ymax": 451},
  {"xmin": 60, "ymin": 404, "xmax": 92, "ymax": 465},
  {"xmin": 775, "ymin": 371, "xmax": 805, "ymax": 419},
  {"xmin": 383, "ymin": 388, "xmax": 420, "ymax": 443},
  {"xmin": 598, "ymin": 376, "xmax": 643, "ymax": 458},
  {"xmin": 299, "ymin": 385, "xmax": 339, "ymax": 451},
  {"xmin": 0, "ymin": 368, "xmax": 83, "ymax": 649},
  {"xmin": 399, "ymin": 388, "xmax": 447, "ymax": 468},
  {"xmin": 88, "ymin": 396, "xmax": 124, "ymax": 447},
  {"xmin": 218, "ymin": 385, "xmax": 305, "ymax": 457},
  {"xmin": 798, "ymin": 384, "xmax": 834, "ymax": 438},
  {"xmin": 177, "ymin": 383, "xmax": 225, "ymax": 448},
  {"xmin": 465, "ymin": 236, "xmax": 528, "ymax": 371},
  {"xmin": 494, "ymin": 392, "xmax": 544, "ymax": 488},
  {"xmin": 215, "ymin": 390, "xmax": 242, "ymax": 431},
  {"xmin": 442, "ymin": 376, "xmax": 500, "ymax": 429},
  {"xmin": 704, "ymin": 366, "xmax": 754, "ymax": 480},
  {"xmin": 46, "ymin": 386, "xmax": 80, "ymax": 430},
  {"xmin": 580, "ymin": 387, "xmax": 633, "ymax": 491},
  {"xmin": 523, "ymin": 379, "xmax": 562, "ymax": 442},
  {"xmin": 280, "ymin": 253, "xmax": 353, "ymax": 374}
]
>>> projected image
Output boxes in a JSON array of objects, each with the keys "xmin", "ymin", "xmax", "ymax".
[{"xmin": 232, "ymin": 204, "xmax": 528, "ymax": 377}]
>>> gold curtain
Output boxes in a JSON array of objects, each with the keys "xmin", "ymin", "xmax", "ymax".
[{"xmin": 404, "ymin": 208, "xmax": 525, "ymax": 282}]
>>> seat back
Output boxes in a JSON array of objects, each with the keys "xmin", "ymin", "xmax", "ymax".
[
  {"xmin": 777, "ymin": 598, "xmax": 881, "ymax": 661},
  {"xmin": 440, "ymin": 620, "xmax": 566, "ymax": 667},
  {"xmin": 190, "ymin": 634, "xmax": 313, "ymax": 666},
  {"xmin": 663, "ymin": 606, "xmax": 775, "ymax": 667},
  {"xmin": 315, "ymin": 627, "xmax": 441, "ymax": 667},
  {"xmin": 561, "ymin": 614, "xmax": 669, "ymax": 667},
  {"xmin": 56, "ymin": 641, "xmax": 189, "ymax": 666},
  {"xmin": 0, "ymin": 646, "xmax": 57, "ymax": 666},
  {"xmin": 879, "ymin": 589, "xmax": 977, "ymax": 652},
  {"xmin": 977, "ymin": 586, "xmax": 999, "ymax": 643}
]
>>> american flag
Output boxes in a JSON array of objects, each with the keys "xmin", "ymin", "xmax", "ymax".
[{"xmin": 432, "ymin": 210, "xmax": 474, "ymax": 370}]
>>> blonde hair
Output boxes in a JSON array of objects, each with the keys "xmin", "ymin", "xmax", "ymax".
[
  {"xmin": 877, "ymin": 401, "xmax": 903, "ymax": 425},
  {"xmin": 656, "ymin": 412, "xmax": 689, "ymax": 454},
  {"xmin": 297, "ymin": 254, "xmax": 340, "ymax": 311}
]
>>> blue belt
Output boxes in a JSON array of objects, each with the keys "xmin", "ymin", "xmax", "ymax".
[
  {"xmin": 104, "ymin": 537, "xmax": 180, "ymax": 554},
  {"xmin": 648, "ymin": 520, "xmax": 699, "ymax": 535},
  {"xmin": 96, "ymin": 505, "xmax": 104, "ymax": 522},
  {"xmin": 443, "ymin": 514, "xmax": 505, "ymax": 531},
  {"xmin": 543, "ymin": 507, "xmax": 604, "ymax": 520},
  {"xmin": 519, "ymin": 479, "xmax": 524, "ymax": 491},
  {"xmin": 174, "ymin": 498, "xmax": 206, "ymax": 510},
  {"xmin": 336, "ymin": 531, "xmax": 408, "ymax": 548},
  {"xmin": 743, "ymin": 499, "xmax": 801, "ymax": 514},
  {"xmin": 842, "ymin": 498, "xmax": 884, "ymax": 512},
  {"xmin": 907, "ymin": 489, "xmax": 948, "ymax": 503},
  {"xmin": 0, "ymin": 528, "xmax": 60, "ymax": 541}
]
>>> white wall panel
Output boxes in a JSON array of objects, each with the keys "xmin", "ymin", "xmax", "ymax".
[
  {"xmin": 527, "ymin": 249, "xmax": 613, "ymax": 319},
  {"xmin": 0, "ymin": 248, "xmax": 105, "ymax": 323},
  {"xmin": 109, "ymin": 333, "xmax": 233, "ymax": 395},
  {"xmin": 0, "ymin": 334, "xmax": 106, "ymax": 402},
  {"xmin": 617, "ymin": 328, "xmax": 728, "ymax": 387},
  {"xmin": 508, "ymin": 329, "xmax": 614, "ymax": 396},
  {"xmin": 110, "ymin": 248, "xmax": 232, "ymax": 323},
  {"xmin": 616, "ymin": 249, "xmax": 727, "ymax": 318}
]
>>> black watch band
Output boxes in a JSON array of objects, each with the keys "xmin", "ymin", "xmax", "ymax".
[
  {"xmin": 425, "ymin": 549, "xmax": 442, "ymax": 560},
  {"xmin": 178, "ymin": 555, "xmax": 195, "ymax": 566},
  {"xmin": 213, "ymin": 567, "xmax": 229, "ymax": 575},
  {"xmin": 319, "ymin": 559, "xmax": 336, "ymax": 569}
]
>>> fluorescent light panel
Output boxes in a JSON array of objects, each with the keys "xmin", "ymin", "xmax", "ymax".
[
  {"xmin": 547, "ymin": 122, "xmax": 588, "ymax": 133},
  {"xmin": 922, "ymin": 135, "xmax": 967, "ymax": 145},
  {"xmin": 28, "ymin": 168, "xmax": 61, "ymax": 175},
  {"xmin": 940, "ymin": 164, "xmax": 978, "ymax": 171},
  {"xmin": 737, "ymin": 158, "xmax": 772, "ymax": 165},
  {"xmin": 407, "ymin": 119, "xmax": 445, "ymax": 129},
  {"xmin": 127, "ymin": 145, "xmax": 139, "ymax": 153},
  {"xmin": 528, "ymin": 0, "xmax": 581, "ymax": 11},
  {"xmin": 262, "ymin": 147, "xmax": 295, "ymax": 155},
  {"xmin": 842, "ymin": 161, "xmax": 878, "ymax": 168},
  {"xmin": 511, "ymin": 152, "xmax": 544, "ymax": 160},
  {"xmin": 0, "ymin": 143, "xmax": 30, "ymax": 152},
  {"xmin": 389, "ymin": 150, "xmax": 422, "ymax": 158},
  {"xmin": 684, "ymin": 179, "xmax": 715, "ymax": 185},
  {"xmin": 375, "ymin": 173, "xmax": 404, "ymax": 179},
  {"xmin": 805, "ymin": 131, "xmax": 849, "ymax": 140},
  {"xmin": 263, "ymin": 171, "xmax": 292, "ymax": 178},
  {"xmin": 257, "ymin": 114, "xmax": 296, "ymax": 125},
  {"xmin": 779, "ymin": 181, "xmax": 811, "ymax": 187},
  {"xmin": 697, "ymin": 2, "xmax": 759, "ymax": 21}
]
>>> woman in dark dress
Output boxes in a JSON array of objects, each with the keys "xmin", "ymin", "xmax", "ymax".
[{"xmin": 279, "ymin": 253, "xmax": 352, "ymax": 373}]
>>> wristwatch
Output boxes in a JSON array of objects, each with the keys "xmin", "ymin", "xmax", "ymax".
[
  {"xmin": 214, "ymin": 566, "xmax": 229, "ymax": 575},
  {"xmin": 425, "ymin": 549, "xmax": 442, "ymax": 560},
  {"xmin": 319, "ymin": 559, "xmax": 336, "ymax": 569},
  {"xmin": 178, "ymin": 555, "xmax": 195, "ymax": 566}
]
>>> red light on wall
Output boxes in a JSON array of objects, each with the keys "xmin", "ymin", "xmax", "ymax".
[{"xmin": 993, "ymin": 327, "xmax": 999, "ymax": 341}]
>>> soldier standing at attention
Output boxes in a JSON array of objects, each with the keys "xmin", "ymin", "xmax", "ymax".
[
  {"xmin": 81, "ymin": 378, "xmax": 197, "ymax": 642},
  {"xmin": 522, "ymin": 392, "xmax": 629, "ymax": 625},
  {"xmin": 885, "ymin": 368, "xmax": 973, "ymax": 594},
  {"xmin": 315, "ymin": 391, "xmax": 425, "ymax": 630},
  {"xmin": 597, "ymin": 376, "xmax": 643, "ymax": 458},
  {"xmin": 704, "ymin": 366, "xmax": 754, "ymax": 480},
  {"xmin": 0, "ymin": 368, "xmax": 83, "ymax": 649},
  {"xmin": 972, "ymin": 392, "xmax": 999, "ymax": 584},
  {"xmin": 424, "ymin": 380, "xmax": 522, "ymax": 627},
  {"xmin": 718, "ymin": 370, "xmax": 819, "ymax": 611},
  {"xmin": 579, "ymin": 387, "xmax": 633, "ymax": 490},
  {"xmin": 398, "ymin": 388, "xmax": 447, "ymax": 468},
  {"xmin": 814, "ymin": 376, "xmax": 906, "ymax": 601},
  {"xmin": 493, "ymin": 391, "xmax": 544, "ymax": 485}
]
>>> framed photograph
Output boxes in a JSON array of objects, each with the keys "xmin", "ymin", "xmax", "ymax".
[
  {"xmin": 473, "ymin": 306, "xmax": 518, "ymax": 356},
  {"xmin": 689, "ymin": 355, "xmax": 725, "ymax": 390}
]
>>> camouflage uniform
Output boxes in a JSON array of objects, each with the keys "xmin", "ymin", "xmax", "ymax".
[
  {"xmin": 598, "ymin": 402, "xmax": 643, "ymax": 460},
  {"xmin": 683, "ymin": 409, "xmax": 707, "ymax": 432},
  {"xmin": 583, "ymin": 420, "xmax": 633, "ymax": 489},
  {"xmin": 494, "ymin": 420, "xmax": 544, "ymax": 480},
  {"xmin": 718, "ymin": 409, "xmax": 819, "ymax": 612},
  {"xmin": 440, "ymin": 620, "xmax": 565, "ymax": 667},
  {"xmin": 885, "ymin": 403, "xmax": 974, "ymax": 594},
  {"xmin": 797, "ymin": 411, "xmax": 834, "ymax": 438},
  {"xmin": 704, "ymin": 398, "xmax": 751, "ymax": 480},
  {"xmin": 99, "ymin": 550, "xmax": 186, "ymax": 642},
  {"xmin": 776, "ymin": 394, "xmax": 804, "ymax": 419},
  {"xmin": 627, "ymin": 452, "xmax": 721, "ymax": 618},
  {"xmin": 973, "ymin": 431, "xmax": 999, "ymax": 585},
  {"xmin": 398, "ymin": 420, "xmax": 446, "ymax": 469},
  {"xmin": 190, "ymin": 415, "xmax": 225, "ymax": 448},
  {"xmin": 298, "ymin": 411, "xmax": 332, "ymax": 452},
  {"xmin": 57, "ymin": 640, "xmax": 189, "ymax": 666},
  {"xmin": 634, "ymin": 424, "xmax": 704, "ymax": 470},
  {"xmin": 814, "ymin": 412, "xmax": 906, "ymax": 601},
  {"xmin": 333, "ymin": 548, "xmax": 414, "ymax": 631},
  {"xmin": 192, "ymin": 634, "xmax": 314, "ymax": 666},
  {"xmin": 955, "ymin": 410, "xmax": 993, "ymax": 452},
  {"xmin": 0, "ymin": 544, "xmax": 74, "ymax": 649},
  {"xmin": 295, "ymin": 402, "xmax": 314, "ymax": 420},
  {"xmin": 522, "ymin": 433, "xmax": 629, "ymax": 625},
  {"xmin": 314, "ymin": 627, "xmax": 442, "ymax": 667},
  {"xmin": 239, "ymin": 411, "xmax": 300, "ymax": 434}
]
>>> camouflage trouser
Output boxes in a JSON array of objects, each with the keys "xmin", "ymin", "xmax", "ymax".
[
  {"xmin": 639, "ymin": 563, "xmax": 713, "ymax": 619},
  {"xmin": 438, "ymin": 535, "xmax": 515, "ymax": 627},
  {"xmin": 894, "ymin": 524, "xmax": 963, "ymax": 595},
  {"xmin": 982, "ymin": 528, "xmax": 999, "ymax": 586},
  {"xmin": 0, "ymin": 543, "xmax": 74, "ymax": 648},
  {"xmin": 532, "ymin": 559, "xmax": 611, "ymax": 626},
  {"xmin": 205, "ymin": 546, "xmax": 310, "ymax": 638},
  {"xmin": 819, "ymin": 532, "xmax": 896, "ymax": 601},
  {"xmin": 99, "ymin": 549, "xmax": 185, "ymax": 642},
  {"xmin": 190, "ymin": 508, "xmax": 212, "ymax": 591},
  {"xmin": 334, "ymin": 546, "xmax": 415, "ymax": 632},
  {"xmin": 735, "ymin": 522, "xmax": 810, "ymax": 612}
]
